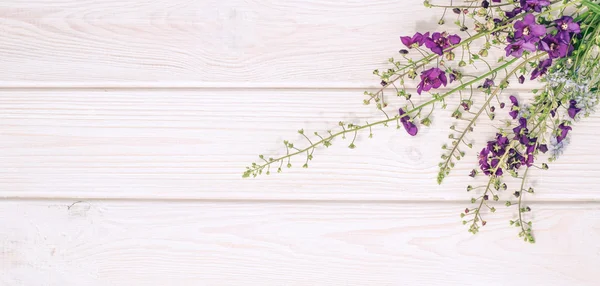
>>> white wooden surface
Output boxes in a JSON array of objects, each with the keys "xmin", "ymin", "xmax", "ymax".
[{"xmin": 1, "ymin": 1, "xmax": 599, "ymax": 285}]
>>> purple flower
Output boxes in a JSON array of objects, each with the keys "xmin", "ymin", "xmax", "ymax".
[
  {"xmin": 424, "ymin": 32, "xmax": 461, "ymax": 55},
  {"xmin": 509, "ymin": 95, "xmax": 520, "ymax": 119},
  {"xmin": 555, "ymin": 16, "xmax": 581, "ymax": 43},
  {"xmin": 525, "ymin": 144, "xmax": 536, "ymax": 166},
  {"xmin": 520, "ymin": 0, "xmax": 551, "ymax": 12},
  {"xmin": 487, "ymin": 133, "xmax": 510, "ymax": 157},
  {"xmin": 513, "ymin": 117, "xmax": 530, "ymax": 145},
  {"xmin": 530, "ymin": 58, "xmax": 552, "ymax": 80},
  {"xmin": 399, "ymin": 108, "xmax": 418, "ymax": 136},
  {"xmin": 507, "ymin": 149, "xmax": 526, "ymax": 171},
  {"xmin": 478, "ymin": 133, "xmax": 510, "ymax": 177},
  {"xmin": 482, "ymin": 78, "xmax": 495, "ymax": 89},
  {"xmin": 568, "ymin": 100, "xmax": 581, "ymax": 119},
  {"xmin": 506, "ymin": 7, "xmax": 523, "ymax": 18},
  {"xmin": 449, "ymin": 70, "xmax": 461, "ymax": 83},
  {"xmin": 490, "ymin": 159, "xmax": 503, "ymax": 176},
  {"xmin": 514, "ymin": 14, "xmax": 547, "ymax": 40},
  {"xmin": 505, "ymin": 39, "xmax": 537, "ymax": 58},
  {"xmin": 556, "ymin": 123, "xmax": 571, "ymax": 143},
  {"xmin": 416, "ymin": 67, "xmax": 447, "ymax": 95},
  {"xmin": 538, "ymin": 144, "xmax": 548, "ymax": 153},
  {"xmin": 539, "ymin": 35, "xmax": 570, "ymax": 59},
  {"xmin": 401, "ymin": 32, "xmax": 430, "ymax": 48}
]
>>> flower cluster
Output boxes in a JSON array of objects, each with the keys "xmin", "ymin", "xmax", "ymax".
[{"xmin": 246, "ymin": 0, "xmax": 600, "ymax": 243}]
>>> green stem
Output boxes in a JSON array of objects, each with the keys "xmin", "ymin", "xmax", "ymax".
[
  {"xmin": 439, "ymin": 53, "xmax": 546, "ymax": 183},
  {"xmin": 245, "ymin": 57, "xmax": 522, "ymax": 177},
  {"xmin": 517, "ymin": 167, "xmax": 530, "ymax": 235}
]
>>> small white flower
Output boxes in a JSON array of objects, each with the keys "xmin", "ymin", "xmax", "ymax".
[{"xmin": 548, "ymin": 136, "xmax": 570, "ymax": 159}]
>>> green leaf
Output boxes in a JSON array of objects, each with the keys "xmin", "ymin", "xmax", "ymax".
[{"xmin": 582, "ymin": 0, "xmax": 600, "ymax": 15}]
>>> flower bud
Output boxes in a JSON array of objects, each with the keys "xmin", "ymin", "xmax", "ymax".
[
  {"xmin": 408, "ymin": 69, "xmax": 417, "ymax": 79},
  {"xmin": 479, "ymin": 49, "xmax": 488, "ymax": 57},
  {"xmin": 445, "ymin": 51, "xmax": 455, "ymax": 61},
  {"xmin": 459, "ymin": 60, "xmax": 467, "ymax": 67}
]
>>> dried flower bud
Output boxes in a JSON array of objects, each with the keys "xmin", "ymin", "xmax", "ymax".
[
  {"xmin": 453, "ymin": 8, "xmax": 461, "ymax": 14},
  {"xmin": 482, "ymin": 0, "xmax": 490, "ymax": 8},
  {"xmin": 399, "ymin": 49, "xmax": 409, "ymax": 55}
]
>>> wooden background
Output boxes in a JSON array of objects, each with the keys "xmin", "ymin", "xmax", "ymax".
[{"xmin": 1, "ymin": 0, "xmax": 599, "ymax": 285}]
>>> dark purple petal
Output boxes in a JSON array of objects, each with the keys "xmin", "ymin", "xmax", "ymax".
[
  {"xmin": 538, "ymin": 144, "xmax": 548, "ymax": 153},
  {"xmin": 530, "ymin": 58, "xmax": 553, "ymax": 80},
  {"xmin": 417, "ymin": 68, "xmax": 447, "ymax": 95},
  {"xmin": 568, "ymin": 100, "xmax": 581, "ymax": 118},
  {"xmin": 448, "ymin": 35, "xmax": 461, "ymax": 45},
  {"xmin": 506, "ymin": 7, "xmax": 523, "ymax": 18},
  {"xmin": 556, "ymin": 123, "xmax": 572, "ymax": 143}
]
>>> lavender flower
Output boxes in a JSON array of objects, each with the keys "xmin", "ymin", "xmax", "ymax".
[
  {"xmin": 417, "ymin": 67, "xmax": 447, "ymax": 95},
  {"xmin": 539, "ymin": 35, "xmax": 570, "ymax": 59},
  {"xmin": 401, "ymin": 32, "xmax": 430, "ymax": 48},
  {"xmin": 514, "ymin": 14, "xmax": 546, "ymax": 41},
  {"xmin": 555, "ymin": 16, "xmax": 581, "ymax": 43},
  {"xmin": 424, "ymin": 32, "xmax": 461, "ymax": 55}
]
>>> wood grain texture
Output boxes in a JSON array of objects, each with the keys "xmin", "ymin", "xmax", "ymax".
[
  {"xmin": 1, "ymin": 89, "xmax": 600, "ymax": 200},
  {"xmin": 2, "ymin": 0, "xmax": 600, "ymax": 284},
  {"xmin": 1, "ymin": 200, "xmax": 599, "ymax": 286},
  {"xmin": 0, "ymin": 0, "xmax": 488, "ymax": 85}
]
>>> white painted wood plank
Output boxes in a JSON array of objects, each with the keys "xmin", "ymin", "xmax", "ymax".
[
  {"xmin": 1, "ymin": 89, "xmax": 599, "ymax": 200},
  {"xmin": 0, "ymin": 0, "xmax": 480, "ymax": 84},
  {"xmin": 1, "ymin": 200, "xmax": 598, "ymax": 285}
]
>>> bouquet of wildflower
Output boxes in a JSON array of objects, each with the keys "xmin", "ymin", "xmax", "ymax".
[{"xmin": 244, "ymin": 0, "xmax": 600, "ymax": 243}]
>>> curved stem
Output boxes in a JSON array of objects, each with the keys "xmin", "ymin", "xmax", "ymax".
[{"xmin": 244, "ymin": 57, "xmax": 521, "ymax": 177}]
